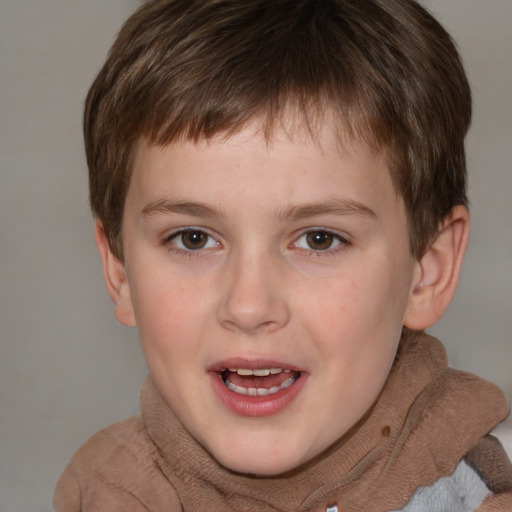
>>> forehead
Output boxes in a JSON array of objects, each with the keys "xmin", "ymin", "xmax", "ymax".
[{"xmin": 127, "ymin": 117, "xmax": 403, "ymax": 228}]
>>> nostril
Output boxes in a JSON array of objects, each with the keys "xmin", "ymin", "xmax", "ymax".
[{"xmin": 220, "ymin": 317, "xmax": 277, "ymax": 334}]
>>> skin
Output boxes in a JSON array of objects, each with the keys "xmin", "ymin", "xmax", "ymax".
[{"xmin": 97, "ymin": 117, "xmax": 469, "ymax": 476}]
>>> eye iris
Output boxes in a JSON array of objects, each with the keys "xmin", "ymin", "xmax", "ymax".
[
  {"xmin": 306, "ymin": 231, "xmax": 333, "ymax": 250},
  {"xmin": 182, "ymin": 231, "xmax": 207, "ymax": 250}
]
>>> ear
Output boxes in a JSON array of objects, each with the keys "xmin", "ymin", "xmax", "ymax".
[
  {"xmin": 94, "ymin": 220, "xmax": 137, "ymax": 327},
  {"xmin": 403, "ymin": 205, "xmax": 469, "ymax": 330}
]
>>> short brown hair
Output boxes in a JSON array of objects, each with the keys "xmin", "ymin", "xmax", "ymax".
[{"xmin": 85, "ymin": 0, "xmax": 471, "ymax": 260}]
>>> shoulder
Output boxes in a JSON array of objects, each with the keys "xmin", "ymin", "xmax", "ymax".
[
  {"xmin": 57, "ymin": 415, "xmax": 156, "ymax": 485},
  {"xmin": 392, "ymin": 418, "xmax": 512, "ymax": 512},
  {"xmin": 53, "ymin": 416, "xmax": 181, "ymax": 512},
  {"xmin": 391, "ymin": 459, "xmax": 491, "ymax": 512},
  {"xmin": 491, "ymin": 413, "xmax": 512, "ymax": 461}
]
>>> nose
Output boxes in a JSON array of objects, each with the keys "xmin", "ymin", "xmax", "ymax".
[{"xmin": 216, "ymin": 249, "xmax": 290, "ymax": 335}]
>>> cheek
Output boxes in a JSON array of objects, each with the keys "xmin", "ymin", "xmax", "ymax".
[
  {"xmin": 313, "ymin": 269, "xmax": 402, "ymax": 394},
  {"xmin": 301, "ymin": 261, "xmax": 406, "ymax": 349},
  {"xmin": 129, "ymin": 269, "xmax": 210, "ymax": 348}
]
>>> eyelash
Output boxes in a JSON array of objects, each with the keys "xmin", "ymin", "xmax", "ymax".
[
  {"xmin": 163, "ymin": 227, "xmax": 351, "ymax": 258},
  {"xmin": 164, "ymin": 228, "xmax": 221, "ymax": 258},
  {"xmin": 292, "ymin": 229, "xmax": 351, "ymax": 257}
]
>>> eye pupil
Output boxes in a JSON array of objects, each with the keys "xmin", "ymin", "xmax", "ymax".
[
  {"xmin": 182, "ymin": 231, "xmax": 207, "ymax": 250},
  {"xmin": 306, "ymin": 231, "xmax": 333, "ymax": 250}
]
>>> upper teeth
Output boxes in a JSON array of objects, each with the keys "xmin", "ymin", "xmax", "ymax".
[{"xmin": 228, "ymin": 368, "xmax": 291, "ymax": 376}]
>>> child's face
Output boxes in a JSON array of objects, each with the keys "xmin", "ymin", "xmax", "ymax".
[{"xmin": 118, "ymin": 118, "xmax": 419, "ymax": 475}]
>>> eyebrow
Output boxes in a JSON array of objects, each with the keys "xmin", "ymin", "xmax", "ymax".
[
  {"xmin": 142, "ymin": 199, "xmax": 223, "ymax": 218},
  {"xmin": 276, "ymin": 199, "xmax": 377, "ymax": 222},
  {"xmin": 141, "ymin": 198, "xmax": 377, "ymax": 221}
]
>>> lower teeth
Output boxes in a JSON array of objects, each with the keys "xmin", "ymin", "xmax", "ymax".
[{"xmin": 224, "ymin": 374, "xmax": 298, "ymax": 396}]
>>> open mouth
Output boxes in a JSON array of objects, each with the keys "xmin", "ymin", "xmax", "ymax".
[
  {"xmin": 221, "ymin": 367, "xmax": 301, "ymax": 396},
  {"xmin": 209, "ymin": 363, "xmax": 306, "ymax": 416}
]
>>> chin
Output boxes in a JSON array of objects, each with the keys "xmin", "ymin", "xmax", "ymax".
[
  {"xmin": 210, "ymin": 442, "xmax": 304, "ymax": 477},
  {"xmin": 224, "ymin": 458, "xmax": 297, "ymax": 477}
]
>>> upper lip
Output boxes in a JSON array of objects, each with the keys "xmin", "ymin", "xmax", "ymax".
[{"xmin": 208, "ymin": 358, "xmax": 303, "ymax": 373}]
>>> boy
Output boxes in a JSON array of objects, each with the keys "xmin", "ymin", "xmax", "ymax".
[{"xmin": 54, "ymin": 0, "xmax": 512, "ymax": 510}]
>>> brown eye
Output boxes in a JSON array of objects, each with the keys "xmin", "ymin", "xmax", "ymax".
[
  {"xmin": 181, "ymin": 230, "xmax": 207, "ymax": 249},
  {"xmin": 172, "ymin": 230, "xmax": 214, "ymax": 250},
  {"xmin": 305, "ymin": 230, "xmax": 335, "ymax": 250}
]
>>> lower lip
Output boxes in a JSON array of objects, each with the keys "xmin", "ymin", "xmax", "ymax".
[{"xmin": 209, "ymin": 371, "xmax": 307, "ymax": 417}]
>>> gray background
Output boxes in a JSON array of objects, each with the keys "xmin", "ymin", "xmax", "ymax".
[{"xmin": 0, "ymin": 1, "xmax": 510, "ymax": 510}]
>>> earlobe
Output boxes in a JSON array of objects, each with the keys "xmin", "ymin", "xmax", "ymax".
[
  {"xmin": 94, "ymin": 221, "xmax": 137, "ymax": 327},
  {"xmin": 403, "ymin": 206, "xmax": 470, "ymax": 330}
]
